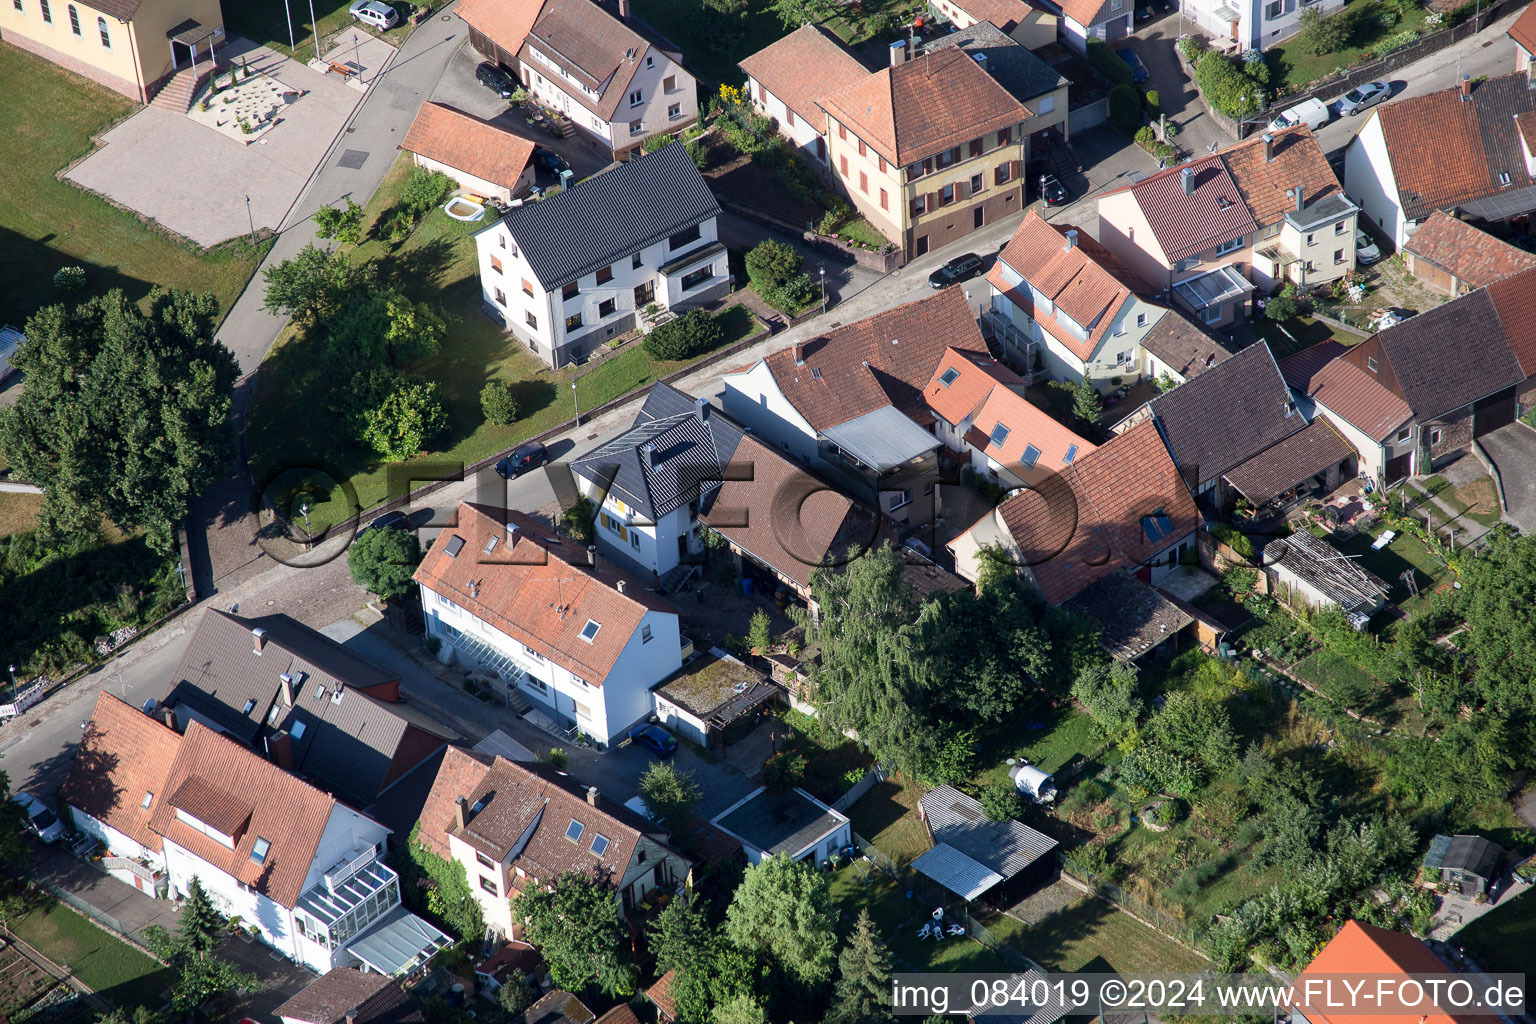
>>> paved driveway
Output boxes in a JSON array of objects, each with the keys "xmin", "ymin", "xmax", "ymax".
[
  {"xmin": 1479, "ymin": 421, "xmax": 1536, "ymax": 533},
  {"xmin": 65, "ymin": 40, "xmax": 375, "ymax": 248},
  {"xmin": 1122, "ymin": 21, "xmax": 1232, "ymax": 160}
]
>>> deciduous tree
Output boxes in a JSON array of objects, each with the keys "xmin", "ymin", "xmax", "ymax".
[
  {"xmin": 261, "ymin": 243, "xmax": 370, "ymax": 323},
  {"xmin": 347, "ymin": 526, "xmax": 422, "ymax": 600},
  {"xmin": 513, "ymin": 872, "xmax": 636, "ymax": 996},
  {"xmin": 638, "ymin": 761, "xmax": 702, "ymax": 835},
  {"xmin": 313, "ymin": 197, "xmax": 364, "ymax": 246},
  {"xmin": 0, "ymin": 290, "xmax": 238, "ymax": 553},
  {"xmin": 724, "ymin": 853, "xmax": 837, "ymax": 987},
  {"xmin": 363, "ymin": 378, "xmax": 448, "ymax": 461}
]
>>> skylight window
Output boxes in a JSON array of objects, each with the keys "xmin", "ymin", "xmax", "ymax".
[
  {"xmin": 250, "ymin": 837, "xmax": 271, "ymax": 865},
  {"xmin": 314, "ymin": 685, "xmax": 326, "ymax": 701},
  {"xmin": 1141, "ymin": 509, "xmax": 1174, "ymax": 542},
  {"xmin": 141, "ymin": 791, "xmax": 154, "ymax": 809},
  {"xmin": 267, "ymin": 704, "xmax": 283, "ymax": 725},
  {"xmin": 988, "ymin": 423, "xmax": 1011, "ymax": 448},
  {"xmin": 1063, "ymin": 445, "xmax": 1079, "ymax": 464},
  {"xmin": 1021, "ymin": 444, "xmax": 1041, "ymax": 468},
  {"xmin": 444, "ymin": 534, "xmax": 466, "ymax": 558},
  {"xmin": 579, "ymin": 620, "xmax": 601, "ymax": 643},
  {"xmin": 565, "ymin": 819, "xmax": 585, "ymax": 843},
  {"xmin": 590, "ymin": 834, "xmax": 610, "ymax": 857},
  {"xmin": 939, "ymin": 367, "xmax": 960, "ymax": 387},
  {"xmin": 810, "ymin": 368, "xmax": 822, "ymax": 380},
  {"xmin": 290, "ymin": 720, "xmax": 307, "ymax": 740},
  {"xmin": 242, "ymin": 698, "xmax": 257, "ymax": 715},
  {"xmin": 484, "ymin": 535, "xmax": 499, "ymax": 554}
]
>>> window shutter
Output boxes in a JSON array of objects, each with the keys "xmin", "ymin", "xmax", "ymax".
[
  {"xmin": 969, "ymin": 138, "xmax": 982, "ymax": 158},
  {"xmin": 956, "ymin": 179, "xmax": 967, "ymax": 200},
  {"xmin": 927, "ymin": 191, "xmax": 939, "ymax": 213},
  {"xmin": 1010, "ymin": 160, "xmax": 1021, "ymax": 181}
]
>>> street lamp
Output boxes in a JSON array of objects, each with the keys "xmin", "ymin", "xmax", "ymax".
[
  {"xmin": 819, "ymin": 266, "xmax": 827, "ymax": 314},
  {"xmin": 281, "ymin": 0, "xmax": 296, "ymax": 52},
  {"xmin": 299, "ymin": 502, "xmax": 312, "ymax": 550},
  {"xmin": 352, "ymin": 32, "xmax": 361, "ymax": 77},
  {"xmin": 571, "ymin": 381, "xmax": 580, "ymax": 425},
  {"xmin": 244, "ymin": 195, "xmax": 255, "ymax": 243},
  {"xmin": 306, "ymin": 0, "xmax": 320, "ymax": 62}
]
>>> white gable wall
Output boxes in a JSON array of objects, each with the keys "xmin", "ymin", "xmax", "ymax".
[
  {"xmin": 721, "ymin": 362, "xmax": 821, "ymax": 462},
  {"xmin": 1345, "ymin": 116, "xmax": 1407, "ymax": 246}
]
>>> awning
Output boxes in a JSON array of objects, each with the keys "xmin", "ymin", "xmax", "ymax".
[
  {"xmin": 657, "ymin": 241, "xmax": 727, "ymax": 277},
  {"xmin": 821, "ymin": 405, "xmax": 940, "ymax": 473},
  {"xmin": 1172, "ymin": 265, "xmax": 1253, "ymax": 312},
  {"xmin": 912, "ymin": 843, "xmax": 1005, "ymax": 901},
  {"xmin": 166, "ymin": 18, "xmax": 218, "ymax": 45},
  {"xmin": 1456, "ymin": 183, "xmax": 1536, "ymax": 224},
  {"xmin": 1223, "ymin": 418, "xmax": 1355, "ymax": 504},
  {"xmin": 347, "ymin": 908, "xmax": 452, "ymax": 977}
]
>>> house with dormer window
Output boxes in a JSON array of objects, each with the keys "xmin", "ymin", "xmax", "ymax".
[
  {"xmin": 413, "ymin": 503, "xmax": 683, "ymax": 744},
  {"xmin": 417, "ymin": 748, "xmax": 691, "ymax": 936}
]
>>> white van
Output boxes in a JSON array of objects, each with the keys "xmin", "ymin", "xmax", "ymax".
[{"xmin": 1267, "ymin": 97, "xmax": 1330, "ymax": 133}]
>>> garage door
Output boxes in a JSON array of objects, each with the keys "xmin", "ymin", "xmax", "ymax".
[
  {"xmin": 1385, "ymin": 452, "xmax": 1411, "ymax": 484},
  {"xmin": 1474, "ymin": 389, "xmax": 1516, "ymax": 437}
]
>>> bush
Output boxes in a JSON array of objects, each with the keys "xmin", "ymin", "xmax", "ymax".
[
  {"xmin": 1144, "ymin": 88, "xmax": 1160, "ymax": 115},
  {"xmin": 1135, "ymin": 125, "xmax": 1155, "ymax": 146},
  {"xmin": 363, "ymin": 378, "xmax": 448, "ymax": 461},
  {"xmin": 479, "ymin": 379, "xmax": 519, "ymax": 425},
  {"xmin": 642, "ymin": 131, "xmax": 674, "ymax": 153},
  {"xmin": 684, "ymin": 137, "xmax": 709, "ymax": 169},
  {"xmin": 1210, "ymin": 522, "xmax": 1256, "ymax": 561},
  {"xmin": 1265, "ymin": 282, "xmax": 1299, "ymax": 322},
  {"xmin": 400, "ymin": 166, "xmax": 454, "ymax": 217},
  {"xmin": 1108, "ymin": 84, "xmax": 1143, "ymax": 133},
  {"xmin": 1176, "ymin": 35, "xmax": 1208, "ymax": 63},
  {"xmin": 1371, "ymin": 28, "xmax": 1419, "ymax": 57},
  {"xmin": 763, "ymin": 750, "xmax": 807, "ymax": 792},
  {"xmin": 1086, "ymin": 37, "xmax": 1134, "ymax": 87},
  {"xmin": 52, "ymin": 266, "xmax": 86, "ymax": 292},
  {"xmin": 1194, "ymin": 50, "xmax": 1265, "ymax": 119},
  {"xmin": 744, "ymin": 240, "xmax": 818, "ymax": 313},
  {"xmin": 818, "ymin": 195, "xmax": 852, "ymax": 235},
  {"xmin": 980, "ymin": 781, "xmax": 1023, "ymax": 821},
  {"xmin": 1295, "ymin": 5, "xmax": 1355, "ymax": 55},
  {"xmin": 642, "ymin": 309, "xmax": 724, "ymax": 360}
]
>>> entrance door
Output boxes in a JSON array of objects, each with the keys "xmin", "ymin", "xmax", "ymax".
[
  {"xmin": 1385, "ymin": 452, "xmax": 1411, "ymax": 484},
  {"xmin": 915, "ymin": 235, "xmax": 929, "ymax": 256},
  {"xmin": 973, "ymin": 206, "xmax": 985, "ymax": 229},
  {"xmin": 677, "ymin": 535, "xmax": 688, "ymax": 560},
  {"xmin": 634, "ymin": 280, "xmax": 655, "ymax": 307}
]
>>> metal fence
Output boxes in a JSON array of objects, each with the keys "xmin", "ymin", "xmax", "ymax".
[
  {"xmin": 44, "ymin": 886, "xmax": 126, "ymax": 941},
  {"xmin": 1059, "ymin": 863, "xmax": 1205, "ymax": 949}
]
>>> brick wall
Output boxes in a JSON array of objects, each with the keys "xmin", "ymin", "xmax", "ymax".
[
  {"xmin": 1423, "ymin": 404, "xmax": 1474, "ymax": 472},
  {"xmin": 3, "ymin": 28, "xmax": 143, "ymax": 101}
]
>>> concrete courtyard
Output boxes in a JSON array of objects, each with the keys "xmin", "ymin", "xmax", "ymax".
[{"xmin": 65, "ymin": 36, "xmax": 393, "ymax": 248}]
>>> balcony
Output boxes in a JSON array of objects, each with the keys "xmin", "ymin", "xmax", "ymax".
[
  {"xmin": 323, "ymin": 845, "xmax": 378, "ymax": 893},
  {"xmin": 981, "ymin": 310, "xmax": 1042, "ymax": 383}
]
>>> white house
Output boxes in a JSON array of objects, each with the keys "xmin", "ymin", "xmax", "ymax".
[
  {"xmin": 474, "ymin": 142, "xmax": 729, "ymax": 369},
  {"xmin": 570, "ymin": 382, "xmax": 745, "ymax": 580},
  {"xmin": 984, "ymin": 210, "xmax": 1164, "ymax": 389},
  {"xmin": 738, "ymin": 24, "xmax": 872, "ymax": 169},
  {"xmin": 459, "ymin": 0, "xmax": 699, "ymax": 160},
  {"xmin": 413, "ymin": 503, "xmax": 683, "ymax": 746},
  {"xmin": 711, "ymin": 788, "xmax": 851, "ymax": 866},
  {"xmin": 417, "ymin": 748, "xmax": 692, "ymax": 934},
  {"xmin": 66, "ymin": 704, "xmax": 449, "ymax": 977},
  {"xmin": 1037, "ymin": 0, "xmax": 1131, "ymax": 50},
  {"xmin": 1182, "ymin": 0, "xmax": 1345, "ymax": 53}
]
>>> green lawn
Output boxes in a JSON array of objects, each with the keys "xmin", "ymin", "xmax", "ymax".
[
  {"xmin": 9, "ymin": 903, "xmax": 172, "ymax": 1010},
  {"xmin": 1418, "ymin": 474, "xmax": 1503, "ymax": 529},
  {"xmin": 1265, "ymin": 0, "xmax": 1429, "ymax": 93},
  {"xmin": 832, "ymin": 216, "xmax": 893, "ymax": 251},
  {"xmin": 632, "ymin": 0, "xmax": 787, "ymax": 88},
  {"xmin": 248, "ymin": 154, "xmax": 762, "ymax": 533},
  {"xmin": 1455, "ymin": 889, "xmax": 1536, "ymax": 974},
  {"xmin": 1256, "ymin": 316, "xmax": 1337, "ymax": 359},
  {"xmin": 845, "ymin": 776, "xmax": 932, "ymax": 866},
  {"xmin": 0, "ymin": 492, "xmax": 42, "ymax": 539},
  {"xmin": 827, "ymin": 865, "xmax": 1016, "ymax": 973},
  {"xmin": 1333, "ymin": 528, "xmax": 1450, "ymax": 615},
  {"xmin": 226, "ymin": 0, "xmax": 413, "ymax": 59},
  {"xmin": 983, "ymin": 895, "xmax": 1208, "ymax": 974},
  {"xmin": 1013, "ymin": 709, "xmax": 1103, "ymax": 776},
  {"xmin": 1291, "ymin": 648, "xmax": 1389, "ymax": 714},
  {"xmin": 0, "ymin": 43, "xmax": 266, "ymax": 330}
]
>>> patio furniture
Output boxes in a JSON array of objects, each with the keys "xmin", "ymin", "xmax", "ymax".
[{"xmin": 1372, "ymin": 530, "xmax": 1396, "ymax": 550}]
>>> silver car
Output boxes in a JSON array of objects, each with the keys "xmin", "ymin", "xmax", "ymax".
[
  {"xmin": 1337, "ymin": 81, "xmax": 1390, "ymax": 117},
  {"xmin": 12, "ymin": 792, "xmax": 64, "ymax": 843},
  {"xmin": 1355, "ymin": 228, "xmax": 1382, "ymax": 265},
  {"xmin": 348, "ymin": 0, "xmax": 399, "ymax": 29}
]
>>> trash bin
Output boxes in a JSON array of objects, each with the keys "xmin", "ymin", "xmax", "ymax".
[{"xmin": 741, "ymin": 577, "xmax": 753, "ymax": 596}]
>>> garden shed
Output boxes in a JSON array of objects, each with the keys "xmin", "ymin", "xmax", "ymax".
[
  {"xmin": 1262, "ymin": 528, "xmax": 1389, "ymax": 619},
  {"xmin": 915, "ymin": 785, "xmax": 1057, "ymax": 906},
  {"xmin": 1423, "ymin": 834, "xmax": 1504, "ymax": 896}
]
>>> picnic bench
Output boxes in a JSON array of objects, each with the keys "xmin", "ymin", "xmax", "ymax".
[{"xmin": 328, "ymin": 61, "xmax": 365, "ymax": 78}]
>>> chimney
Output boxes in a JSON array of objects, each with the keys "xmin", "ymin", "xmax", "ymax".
[
  {"xmin": 586, "ymin": 786, "xmax": 600, "ymax": 807},
  {"xmin": 1460, "ymin": 74, "xmax": 1471, "ymax": 101},
  {"xmin": 162, "ymin": 707, "xmax": 178, "ymax": 731},
  {"xmin": 1180, "ymin": 166, "xmax": 1195, "ymax": 196},
  {"xmin": 268, "ymin": 730, "xmax": 293, "ymax": 771},
  {"xmin": 616, "ymin": 579, "xmax": 628, "ymax": 595},
  {"xmin": 974, "ymin": 52, "xmax": 990, "ymax": 75},
  {"xmin": 694, "ymin": 397, "xmax": 710, "ymax": 423},
  {"xmin": 280, "ymin": 672, "xmax": 294, "ymax": 707},
  {"xmin": 792, "ymin": 341, "xmax": 805, "ymax": 366},
  {"xmin": 889, "ymin": 38, "xmax": 908, "ymax": 67},
  {"xmin": 455, "ymin": 795, "xmax": 469, "ymax": 831},
  {"xmin": 642, "ymin": 442, "xmax": 660, "ymax": 467},
  {"xmin": 1261, "ymin": 132, "xmax": 1274, "ymax": 163},
  {"xmin": 587, "ymin": 544, "xmax": 598, "ymax": 568},
  {"xmin": 252, "ymin": 627, "xmax": 267, "ymax": 655},
  {"xmin": 1293, "ymin": 185, "xmax": 1305, "ymax": 212},
  {"xmin": 618, "ymin": 0, "xmax": 630, "ymax": 19},
  {"xmin": 1064, "ymin": 228, "xmax": 1077, "ymax": 251}
]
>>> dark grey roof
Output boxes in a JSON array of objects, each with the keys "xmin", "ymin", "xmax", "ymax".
[
  {"xmin": 1373, "ymin": 289, "xmax": 1526, "ymax": 419},
  {"xmin": 164, "ymin": 611, "xmax": 451, "ymax": 808},
  {"xmin": 918, "ymin": 784, "xmax": 1056, "ymax": 879},
  {"xmin": 1285, "ymin": 193, "xmax": 1358, "ymax": 231},
  {"xmin": 1139, "ymin": 309, "xmax": 1233, "ymax": 381},
  {"xmin": 493, "ymin": 142, "xmax": 720, "ymax": 291},
  {"xmin": 918, "ymin": 23, "xmax": 1065, "ymax": 103},
  {"xmin": 1150, "ymin": 342, "xmax": 1303, "ymax": 489},
  {"xmin": 1439, "ymin": 834, "xmax": 1504, "ymax": 879},
  {"xmin": 1062, "ymin": 571, "xmax": 1191, "ymax": 661},
  {"xmin": 1263, "ymin": 528, "xmax": 1389, "ymax": 614},
  {"xmin": 712, "ymin": 787, "xmax": 846, "ymax": 858},
  {"xmin": 571, "ymin": 382, "xmax": 744, "ymax": 520},
  {"xmin": 273, "ymin": 967, "xmax": 424, "ymax": 1024}
]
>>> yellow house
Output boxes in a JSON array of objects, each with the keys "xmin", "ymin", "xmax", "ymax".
[
  {"xmin": 818, "ymin": 47, "xmax": 1031, "ymax": 259},
  {"xmin": 929, "ymin": 0, "xmax": 1058, "ymax": 49},
  {"xmin": 1, "ymin": 0, "xmax": 225, "ymax": 103}
]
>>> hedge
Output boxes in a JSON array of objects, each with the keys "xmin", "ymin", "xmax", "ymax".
[
  {"xmin": 1194, "ymin": 50, "xmax": 1265, "ymax": 119},
  {"xmin": 1210, "ymin": 522, "xmax": 1257, "ymax": 562},
  {"xmin": 1086, "ymin": 38, "xmax": 1135, "ymax": 88},
  {"xmin": 1108, "ymin": 84, "xmax": 1143, "ymax": 133}
]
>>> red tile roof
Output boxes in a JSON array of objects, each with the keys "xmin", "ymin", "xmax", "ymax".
[
  {"xmin": 989, "ymin": 211, "xmax": 1143, "ymax": 362},
  {"xmin": 457, "ymin": 0, "xmax": 545, "ymax": 60},
  {"xmin": 1106, "ymin": 155, "xmax": 1257, "ymax": 266},
  {"xmin": 924, "ymin": 346, "xmax": 1022, "ymax": 426},
  {"xmin": 595, "ymin": 1006, "xmax": 642, "ymax": 1024},
  {"xmin": 1374, "ymin": 73, "xmax": 1536, "ymax": 221},
  {"xmin": 760, "ymin": 287, "xmax": 982, "ymax": 431},
  {"xmin": 1220, "ymin": 125, "xmax": 1343, "ymax": 225},
  {"xmin": 148, "ymin": 722, "xmax": 339, "ymax": 908},
  {"xmin": 993, "ymin": 419, "xmax": 1197, "ymax": 605},
  {"xmin": 1403, "ymin": 211, "xmax": 1536, "ymax": 289},
  {"xmin": 413, "ymin": 504, "xmax": 675, "ymax": 684},
  {"xmin": 1516, "ymin": 110, "xmax": 1536, "ymax": 156},
  {"xmin": 1054, "ymin": 0, "xmax": 1108, "ymax": 26},
  {"xmin": 818, "ymin": 47, "xmax": 1030, "ymax": 166},
  {"xmin": 62, "ymin": 693, "xmax": 183, "ymax": 855},
  {"xmin": 953, "ymin": 0, "xmax": 1041, "ymax": 31},
  {"xmin": 738, "ymin": 25, "xmax": 870, "ymax": 135},
  {"xmin": 401, "ymin": 103, "xmax": 535, "ymax": 190},
  {"xmin": 1485, "ymin": 265, "xmax": 1536, "ymax": 376},
  {"xmin": 1291, "ymin": 920, "xmax": 1478, "ymax": 1024},
  {"xmin": 1509, "ymin": 3, "xmax": 1536, "ymax": 57},
  {"xmin": 646, "ymin": 971, "xmax": 678, "ymax": 1021},
  {"xmin": 1308, "ymin": 357, "xmax": 1413, "ymax": 442},
  {"xmin": 1277, "ymin": 339, "xmax": 1347, "ymax": 393},
  {"xmin": 965, "ymin": 385, "xmax": 1096, "ymax": 475}
]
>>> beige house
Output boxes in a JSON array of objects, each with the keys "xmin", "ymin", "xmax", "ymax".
[
  {"xmin": 1, "ymin": 0, "xmax": 224, "ymax": 103},
  {"xmin": 930, "ymin": 0, "xmax": 1057, "ymax": 48},
  {"xmin": 738, "ymin": 24, "xmax": 870, "ymax": 169},
  {"xmin": 401, "ymin": 102, "xmax": 536, "ymax": 204},
  {"xmin": 1097, "ymin": 127, "xmax": 1355, "ymax": 329},
  {"xmin": 818, "ymin": 47, "xmax": 1031, "ymax": 258}
]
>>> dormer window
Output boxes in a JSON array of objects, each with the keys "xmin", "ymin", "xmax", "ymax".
[
  {"xmin": 579, "ymin": 620, "xmax": 601, "ymax": 643},
  {"xmin": 250, "ymin": 837, "xmax": 271, "ymax": 865},
  {"xmin": 1499, "ymin": 171, "xmax": 1512, "ymax": 187},
  {"xmin": 565, "ymin": 819, "xmax": 585, "ymax": 842}
]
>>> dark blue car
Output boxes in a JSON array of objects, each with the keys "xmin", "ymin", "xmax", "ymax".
[
  {"xmin": 1116, "ymin": 47, "xmax": 1150, "ymax": 83},
  {"xmin": 629, "ymin": 724, "xmax": 678, "ymax": 758}
]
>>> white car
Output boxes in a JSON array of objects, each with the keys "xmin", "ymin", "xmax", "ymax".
[
  {"xmin": 1267, "ymin": 97, "xmax": 1330, "ymax": 133},
  {"xmin": 12, "ymin": 792, "xmax": 64, "ymax": 843},
  {"xmin": 348, "ymin": 0, "xmax": 399, "ymax": 29},
  {"xmin": 1355, "ymin": 228, "xmax": 1382, "ymax": 265}
]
